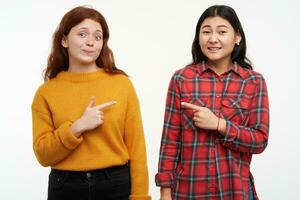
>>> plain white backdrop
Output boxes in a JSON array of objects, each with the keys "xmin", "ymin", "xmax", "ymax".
[{"xmin": 0, "ymin": 0, "xmax": 299, "ymax": 199}]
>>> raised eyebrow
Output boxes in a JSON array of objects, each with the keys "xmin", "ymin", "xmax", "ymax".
[
  {"xmin": 95, "ymin": 30, "xmax": 103, "ymax": 34},
  {"xmin": 77, "ymin": 27, "xmax": 88, "ymax": 31},
  {"xmin": 77, "ymin": 27, "xmax": 103, "ymax": 33}
]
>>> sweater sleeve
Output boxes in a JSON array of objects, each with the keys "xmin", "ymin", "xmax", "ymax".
[
  {"xmin": 124, "ymin": 80, "xmax": 151, "ymax": 200},
  {"xmin": 32, "ymin": 90, "xmax": 82, "ymax": 167}
]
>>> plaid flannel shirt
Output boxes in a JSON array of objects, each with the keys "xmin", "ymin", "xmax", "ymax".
[{"xmin": 156, "ymin": 63, "xmax": 269, "ymax": 200}]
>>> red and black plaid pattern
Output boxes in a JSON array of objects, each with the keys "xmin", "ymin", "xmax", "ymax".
[{"xmin": 156, "ymin": 63, "xmax": 269, "ymax": 200}]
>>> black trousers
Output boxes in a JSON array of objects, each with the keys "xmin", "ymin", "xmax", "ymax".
[{"xmin": 47, "ymin": 164, "xmax": 130, "ymax": 200}]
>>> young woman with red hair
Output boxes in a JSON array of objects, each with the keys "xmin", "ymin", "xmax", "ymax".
[{"xmin": 32, "ymin": 6, "xmax": 151, "ymax": 200}]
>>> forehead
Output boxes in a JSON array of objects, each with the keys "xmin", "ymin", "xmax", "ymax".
[
  {"xmin": 72, "ymin": 19, "xmax": 102, "ymax": 31},
  {"xmin": 201, "ymin": 16, "xmax": 233, "ymax": 29}
]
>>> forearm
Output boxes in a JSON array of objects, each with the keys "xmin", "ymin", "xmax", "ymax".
[
  {"xmin": 33, "ymin": 121, "xmax": 82, "ymax": 166},
  {"xmin": 129, "ymin": 159, "xmax": 150, "ymax": 199},
  {"xmin": 125, "ymin": 109, "xmax": 150, "ymax": 199},
  {"xmin": 127, "ymin": 136, "xmax": 151, "ymax": 199},
  {"xmin": 160, "ymin": 187, "xmax": 172, "ymax": 200},
  {"xmin": 219, "ymin": 119, "xmax": 268, "ymax": 154},
  {"xmin": 70, "ymin": 118, "xmax": 85, "ymax": 137},
  {"xmin": 156, "ymin": 130, "xmax": 181, "ymax": 187}
]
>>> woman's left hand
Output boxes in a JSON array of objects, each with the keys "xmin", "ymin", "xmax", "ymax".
[{"xmin": 181, "ymin": 102, "xmax": 219, "ymax": 130}]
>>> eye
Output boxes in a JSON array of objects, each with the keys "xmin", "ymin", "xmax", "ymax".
[
  {"xmin": 219, "ymin": 31, "xmax": 227, "ymax": 35},
  {"xmin": 95, "ymin": 35, "xmax": 102, "ymax": 41},
  {"xmin": 78, "ymin": 32, "xmax": 87, "ymax": 37},
  {"xmin": 201, "ymin": 30, "xmax": 211, "ymax": 34}
]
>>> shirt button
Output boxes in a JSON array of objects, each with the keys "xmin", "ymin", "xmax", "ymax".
[
  {"xmin": 216, "ymin": 95, "xmax": 221, "ymax": 98},
  {"xmin": 86, "ymin": 172, "xmax": 92, "ymax": 178}
]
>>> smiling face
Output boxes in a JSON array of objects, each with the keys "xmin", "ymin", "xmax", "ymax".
[
  {"xmin": 61, "ymin": 18, "xmax": 103, "ymax": 71},
  {"xmin": 199, "ymin": 16, "xmax": 241, "ymax": 68}
]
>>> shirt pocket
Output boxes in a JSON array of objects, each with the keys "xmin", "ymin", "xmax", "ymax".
[
  {"xmin": 181, "ymin": 97, "xmax": 207, "ymax": 130},
  {"xmin": 221, "ymin": 97, "xmax": 251, "ymax": 125}
]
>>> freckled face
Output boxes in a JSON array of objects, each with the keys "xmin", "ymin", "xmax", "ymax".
[{"xmin": 61, "ymin": 19, "xmax": 103, "ymax": 66}]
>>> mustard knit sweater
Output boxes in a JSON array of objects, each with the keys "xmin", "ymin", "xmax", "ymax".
[{"xmin": 32, "ymin": 69, "xmax": 150, "ymax": 200}]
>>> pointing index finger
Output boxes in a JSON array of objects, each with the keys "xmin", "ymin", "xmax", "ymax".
[
  {"xmin": 181, "ymin": 102, "xmax": 201, "ymax": 110},
  {"xmin": 95, "ymin": 101, "xmax": 117, "ymax": 110}
]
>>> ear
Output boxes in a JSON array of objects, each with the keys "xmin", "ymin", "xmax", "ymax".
[
  {"xmin": 235, "ymin": 31, "xmax": 242, "ymax": 45},
  {"xmin": 61, "ymin": 36, "xmax": 68, "ymax": 48}
]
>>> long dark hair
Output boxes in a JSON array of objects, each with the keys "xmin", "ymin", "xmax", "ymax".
[
  {"xmin": 44, "ymin": 6, "xmax": 126, "ymax": 81},
  {"xmin": 191, "ymin": 5, "xmax": 252, "ymax": 69}
]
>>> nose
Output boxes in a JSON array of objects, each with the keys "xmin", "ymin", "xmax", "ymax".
[
  {"xmin": 209, "ymin": 32, "xmax": 218, "ymax": 43},
  {"xmin": 86, "ymin": 35, "xmax": 94, "ymax": 47}
]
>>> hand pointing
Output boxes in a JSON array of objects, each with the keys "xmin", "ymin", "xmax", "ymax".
[
  {"xmin": 181, "ymin": 102, "xmax": 219, "ymax": 130},
  {"xmin": 71, "ymin": 96, "xmax": 117, "ymax": 137}
]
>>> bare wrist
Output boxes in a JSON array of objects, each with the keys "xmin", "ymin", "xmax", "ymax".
[
  {"xmin": 71, "ymin": 119, "xmax": 85, "ymax": 137},
  {"xmin": 160, "ymin": 187, "xmax": 172, "ymax": 199},
  {"xmin": 218, "ymin": 118, "xmax": 227, "ymax": 135}
]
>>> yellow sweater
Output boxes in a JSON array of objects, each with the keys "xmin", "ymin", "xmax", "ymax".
[{"xmin": 32, "ymin": 69, "xmax": 150, "ymax": 200}]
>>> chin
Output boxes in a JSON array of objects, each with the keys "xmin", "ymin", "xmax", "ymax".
[
  {"xmin": 206, "ymin": 56, "xmax": 223, "ymax": 62},
  {"xmin": 79, "ymin": 57, "xmax": 97, "ymax": 63}
]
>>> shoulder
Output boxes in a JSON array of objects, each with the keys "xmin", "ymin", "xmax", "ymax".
[
  {"xmin": 239, "ymin": 66, "xmax": 266, "ymax": 84},
  {"xmin": 33, "ymin": 78, "xmax": 60, "ymax": 97},
  {"xmin": 32, "ymin": 78, "xmax": 62, "ymax": 109},
  {"xmin": 108, "ymin": 73, "xmax": 134, "ymax": 88},
  {"xmin": 105, "ymin": 73, "xmax": 138, "ymax": 99},
  {"xmin": 33, "ymin": 79, "xmax": 55, "ymax": 96},
  {"xmin": 171, "ymin": 64, "xmax": 198, "ymax": 83}
]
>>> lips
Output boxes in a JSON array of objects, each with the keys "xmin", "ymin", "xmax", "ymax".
[
  {"xmin": 208, "ymin": 47, "xmax": 221, "ymax": 50},
  {"xmin": 82, "ymin": 49, "xmax": 95, "ymax": 54},
  {"xmin": 207, "ymin": 47, "xmax": 221, "ymax": 52}
]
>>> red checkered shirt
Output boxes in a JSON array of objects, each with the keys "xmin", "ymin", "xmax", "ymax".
[{"xmin": 155, "ymin": 63, "xmax": 269, "ymax": 200}]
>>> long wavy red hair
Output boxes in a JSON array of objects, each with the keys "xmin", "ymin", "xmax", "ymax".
[{"xmin": 44, "ymin": 6, "xmax": 126, "ymax": 81}]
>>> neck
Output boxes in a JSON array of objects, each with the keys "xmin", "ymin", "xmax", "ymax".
[
  {"xmin": 207, "ymin": 58, "xmax": 231, "ymax": 75},
  {"xmin": 68, "ymin": 60, "xmax": 99, "ymax": 73}
]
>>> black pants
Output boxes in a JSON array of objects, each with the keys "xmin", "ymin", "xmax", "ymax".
[{"xmin": 47, "ymin": 164, "xmax": 130, "ymax": 200}]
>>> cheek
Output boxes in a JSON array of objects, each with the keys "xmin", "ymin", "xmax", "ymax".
[
  {"xmin": 95, "ymin": 41, "xmax": 103, "ymax": 52},
  {"xmin": 68, "ymin": 39, "xmax": 84, "ymax": 52},
  {"xmin": 199, "ymin": 44, "xmax": 207, "ymax": 54},
  {"xmin": 67, "ymin": 43, "xmax": 80, "ymax": 55},
  {"xmin": 225, "ymin": 42, "xmax": 236, "ymax": 53},
  {"xmin": 199, "ymin": 38, "xmax": 207, "ymax": 51},
  {"xmin": 223, "ymin": 37, "xmax": 236, "ymax": 49}
]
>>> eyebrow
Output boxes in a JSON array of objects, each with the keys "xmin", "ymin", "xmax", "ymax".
[
  {"xmin": 77, "ymin": 27, "xmax": 103, "ymax": 33},
  {"xmin": 201, "ymin": 25, "xmax": 230, "ymax": 29}
]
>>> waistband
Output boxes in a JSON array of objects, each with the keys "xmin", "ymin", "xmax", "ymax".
[{"xmin": 50, "ymin": 163, "xmax": 129, "ymax": 179}]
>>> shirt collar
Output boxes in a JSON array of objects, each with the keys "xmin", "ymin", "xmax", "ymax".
[
  {"xmin": 229, "ymin": 62, "xmax": 249, "ymax": 79},
  {"xmin": 195, "ymin": 61, "xmax": 209, "ymax": 75},
  {"xmin": 196, "ymin": 61, "xmax": 248, "ymax": 79}
]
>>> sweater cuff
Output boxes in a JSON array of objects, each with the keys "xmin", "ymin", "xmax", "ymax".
[
  {"xmin": 129, "ymin": 195, "xmax": 151, "ymax": 200},
  {"xmin": 155, "ymin": 171, "xmax": 174, "ymax": 187},
  {"xmin": 57, "ymin": 121, "xmax": 82, "ymax": 150}
]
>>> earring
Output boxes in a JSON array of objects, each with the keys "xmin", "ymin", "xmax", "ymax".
[{"xmin": 236, "ymin": 42, "xmax": 240, "ymax": 46}]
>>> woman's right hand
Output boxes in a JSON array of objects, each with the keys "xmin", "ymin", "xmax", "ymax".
[
  {"xmin": 71, "ymin": 96, "xmax": 116, "ymax": 137},
  {"xmin": 160, "ymin": 187, "xmax": 172, "ymax": 200}
]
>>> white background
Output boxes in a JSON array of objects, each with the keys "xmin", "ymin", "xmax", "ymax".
[{"xmin": 0, "ymin": 0, "xmax": 299, "ymax": 199}]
